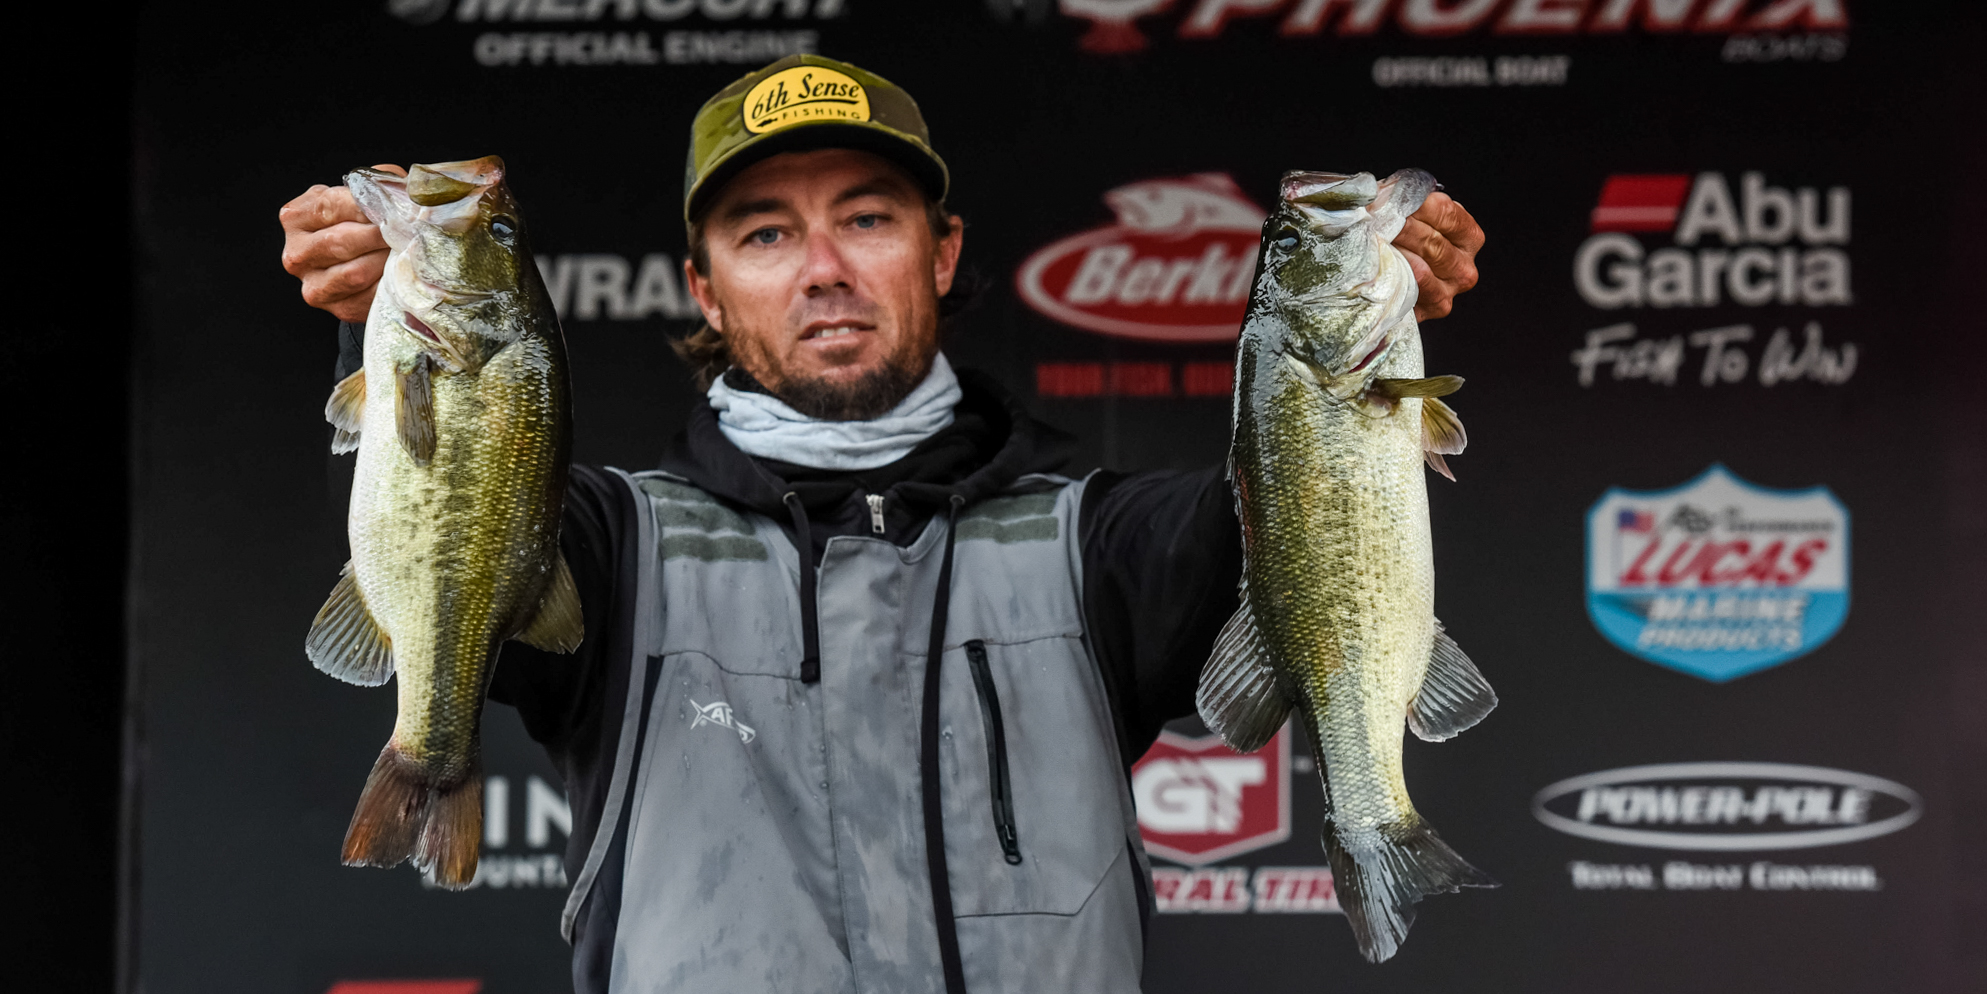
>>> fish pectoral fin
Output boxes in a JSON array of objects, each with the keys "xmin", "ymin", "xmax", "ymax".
[
  {"xmin": 395, "ymin": 355, "xmax": 437, "ymax": 466},
  {"xmin": 1195, "ymin": 593, "xmax": 1292, "ymax": 754},
  {"xmin": 326, "ymin": 369, "xmax": 366, "ymax": 455},
  {"xmin": 1374, "ymin": 375, "xmax": 1463, "ymax": 399},
  {"xmin": 514, "ymin": 552, "xmax": 585, "ymax": 654},
  {"xmin": 1420, "ymin": 396, "xmax": 1467, "ymax": 482},
  {"xmin": 304, "ymin": 561, "xmax": 395, "ymax": 686},
  {"xmin": 1408, "ymin": 621, "xmax": 1497, "ymax": 742}
]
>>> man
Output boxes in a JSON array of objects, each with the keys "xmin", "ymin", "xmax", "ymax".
[{"xmin": 279, "ymin": 55, "xmax": 1483, "ymax": 994}]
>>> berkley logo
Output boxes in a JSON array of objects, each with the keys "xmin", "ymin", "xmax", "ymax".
[
  {"xmin": 1575, "ymin": 171, "xmax": 1852, "ymax": 309},
  {"xmin": 1131, "ymin": 722, "xmax": 1290, "ymax": 865},
  {"xmin": 1059, "ymin": 0, "xmax": 1848, "ymax": 53},
  {"xmin": 1016, "ymin": 173, "xmax": 1262, "ymax": 343},
  {"xmin": 1586, "ymin": 464, "xmax": 1848, "ymax": 682},
  {"xmin": 1533, "ymin": 762, "xmax": 1921, "ymax": 851}
]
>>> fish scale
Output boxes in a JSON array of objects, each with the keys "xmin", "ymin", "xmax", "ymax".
[
  {"xmin": 307, "ymin": 156, "xmax": 581, "ymax": 889},
  {"xmin": 1199, "ymin": 168, "xmax": 1498, "ymax": 963}
]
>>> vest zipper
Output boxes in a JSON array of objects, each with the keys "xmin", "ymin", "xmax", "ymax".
[
  {"xmin": 866, "ymin": 493, "xmax": 886, "ymax": 534},
  {"xmin": 964, "ymin": 639, "xmax": 1022, "ymax": 865}
]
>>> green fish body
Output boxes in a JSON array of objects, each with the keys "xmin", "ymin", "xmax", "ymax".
[
  {"xmin": 306, "ymin": 157, "xmax": 581, "ymax": 888},
  {"xmin": 1198, "ymin": 169, "xmax": 1496, "ymax": 962}
]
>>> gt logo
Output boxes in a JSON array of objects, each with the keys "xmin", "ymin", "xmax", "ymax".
[{"xmin": 689, "ymin": 699, "xmax": 756, "ymax": 744}]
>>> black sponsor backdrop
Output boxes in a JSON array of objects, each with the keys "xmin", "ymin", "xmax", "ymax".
[{"xmin": 130, "ymin": 2, "xmax": 1985, "ymax": 991}]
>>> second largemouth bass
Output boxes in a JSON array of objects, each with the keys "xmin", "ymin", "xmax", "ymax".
[
  {"xmin": 305, "ymin": 156, "xmax": 580, "ymax": 888},
  {"xmin": 1198, "ymin": 169, "xmax": 1496, "ymax": 962}
]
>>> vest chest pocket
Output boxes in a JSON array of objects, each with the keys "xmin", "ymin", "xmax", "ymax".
[{"xmin": 939, "ymin": 635, "xmax": 1128, "ymax": 918}]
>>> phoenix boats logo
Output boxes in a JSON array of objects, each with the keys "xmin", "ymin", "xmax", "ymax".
[
  {"xmin": 1585, "ymin": 464, "xmax": 1848, "ymax": 681},
  {"xmin": 1016, "ymin": 173, "xmax": 1262, "ymax": 343},
  {"xmin": 1533, "ymin": 762, "xmax": 1921, "ymax": 851},
  {"xmin": 1055, "ymin": 0, "xmax": 1847, "ymax": 54}
]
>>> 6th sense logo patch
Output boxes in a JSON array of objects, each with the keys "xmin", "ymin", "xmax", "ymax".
[{"xmin": 1586, "ymin": 464, "xmax": 1849, "ymax": 682}]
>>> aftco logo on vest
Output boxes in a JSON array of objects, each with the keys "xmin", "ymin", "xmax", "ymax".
[
  {"xmin": 1585, "ymin": 464, "xmax": 1848, "ymax": 681},
  {"xmin": 1569, "ymin": 171, "xmax": 1858, "ymax": 391},
  {"xmin": 1130, "ymin": 724, "xmax": 1339, "ymax": 914}
]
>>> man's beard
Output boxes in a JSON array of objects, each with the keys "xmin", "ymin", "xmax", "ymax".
[{"xmin": 774, "ymin": 350, "xmax": 930, "ymax": 421}]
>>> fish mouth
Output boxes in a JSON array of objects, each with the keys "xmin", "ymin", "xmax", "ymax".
[{"xmin": 404, "ymin": 312, "xmax": 443, "ymax": 344}]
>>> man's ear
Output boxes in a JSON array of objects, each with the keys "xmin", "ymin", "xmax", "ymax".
[
  {"xmin": 682, "ymin": 256, "xmax": 725, "ymax": 332},
  {"xmin": 933, "ymin": 214, "xmax": 964, "ymax": 298}
]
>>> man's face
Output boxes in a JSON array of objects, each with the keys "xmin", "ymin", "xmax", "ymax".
[{"xmin": 684, "ymin": 148, "xmax": 963, "ymax": 420}]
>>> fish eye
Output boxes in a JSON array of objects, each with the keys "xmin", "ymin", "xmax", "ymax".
[
  {"xmin": 1274, "ymin": 226, "xmax": 1301, "ymax": 251},
  {"xmin": 490, "ymin": 216, "xmax": 517, "ymax": 244}
]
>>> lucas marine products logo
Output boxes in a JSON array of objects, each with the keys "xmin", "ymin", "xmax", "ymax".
[{"xmin": 1586, "ymin": 464, "xmax": 1848, "ymax": 681}]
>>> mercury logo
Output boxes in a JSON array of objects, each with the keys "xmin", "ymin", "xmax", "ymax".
[
  {"xmin": 1533, "ymin": 762, "xmax": 1920, "ymax": 851},
  {"xmin": 1575, "ymin": 171, "xmax": 1851, "ymax": 309}
]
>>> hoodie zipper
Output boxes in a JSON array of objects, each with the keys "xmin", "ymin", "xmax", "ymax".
[
  {"xmin": 964, "ymin": 639, "xmax": 1022, "ymax": 865},
  {"xmin": 866, "ymin": 493, "xmax": 887, "ymax": 534}
]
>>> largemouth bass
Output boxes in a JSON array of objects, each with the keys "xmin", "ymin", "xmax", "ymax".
[
  {"xmin": 1198, "ymin": 169, "xmax": 1496, "ymax": 962},
  {"xmin": 305, "ymin": 156, "xmax": 580, "ymax": 888}
]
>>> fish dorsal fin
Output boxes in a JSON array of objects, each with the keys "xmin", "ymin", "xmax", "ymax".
[
  {"xmin": 1196, "ymin": 585, "xmax": 1292, "ymax": 754},
  {"xmin": 326, "ymin": 369, "xmax": 366, "ymax": 455},
  {"xmin": 514, "ymin": 552, "xmax": 585, "ymax": 653},
  {"xmin": 1408, "ymin": 621, "xmax": 1496, "ymax": 742},
  {"xmin": 395, "ymin": 355, "xmax": 437, "ymax": 466},
  {"xmin": 1421, "ymin": 396, "xmax": 1467, "ymax": 481},
  {"xmin": 306, "ymin": 562, "xmax": 395, "ymax": 686}
]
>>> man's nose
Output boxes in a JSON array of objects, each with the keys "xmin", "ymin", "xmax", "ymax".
[{"xmin": 801, "ymin": 229, "xmax": 854, "ymax": 295}]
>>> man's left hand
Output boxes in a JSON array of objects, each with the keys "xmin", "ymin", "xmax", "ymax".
[{"xmin": 1393, "ymin": 191, "xmax": 1484, "ymax": 322}]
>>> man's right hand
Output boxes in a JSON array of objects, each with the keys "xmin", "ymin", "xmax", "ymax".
[{"xmin": 278, "ymin": 164, "xmax": 403, "ymax": 323}]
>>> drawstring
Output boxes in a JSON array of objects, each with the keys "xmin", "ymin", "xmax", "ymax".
[
  {"xmin": 920, "ymin": 495, "xmax": 968, "ymax": 994},
  {"xmin": 783, "ymin": 492, "xmax": 822, "ymax": 684}
]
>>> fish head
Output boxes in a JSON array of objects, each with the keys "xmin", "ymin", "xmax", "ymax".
[
  {"xmin": 346, "ymin": 156, "xmax": 540, "ymax": 373},
  {"xmin": 1255, "ymin": 169, "xmax": 1436, "ymax": 400}
]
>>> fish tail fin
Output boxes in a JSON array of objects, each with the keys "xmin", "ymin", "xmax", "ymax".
[
  {"xmin": 417, "ymin": 760, "xmax": 484, "ymax": 890},
  {"xmin": 340, "ymin": 745, "xmax": 483, "ymax": 889},
  {"xmin": 1323, "ymin": 817, "xmax": 1497, "ymax": 964}
]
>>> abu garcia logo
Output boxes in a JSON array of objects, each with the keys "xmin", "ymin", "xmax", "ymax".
[{"xmin": 1571, "ymin": 171, "xmax": 1857, "ymax": 389}]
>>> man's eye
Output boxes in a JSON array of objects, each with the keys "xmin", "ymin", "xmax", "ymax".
[
  {"xmin": 853, "ymin": 214, "xmax": 880, "ymax": 229},
  {"xmin": 750, "ymin": 228, "xmax": 780, "ymax": 245}
]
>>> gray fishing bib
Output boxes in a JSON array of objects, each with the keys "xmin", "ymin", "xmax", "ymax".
[{"xmin": 564, "ymin": 469, "xmax": 1149, "ymax": 994}]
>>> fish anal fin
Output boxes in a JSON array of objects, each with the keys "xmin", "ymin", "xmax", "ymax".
[
  {"xmin": 395, "ymin": 354, "xmax": 437, "ymax": 466},
  {"xmin": 305, "ymin": 562, "xmax": 394, "ymax": 686},
  {"xmin": 514, "ymin": 553, "xmax": 585, "ymax": 654},
  {"xmin": 326, "ymin": 369, "xmax": 366, "ymax": 455},
  {"xmin": 1409, "ymin": 622, "xmax": 1497, "ymax": 742},
  {"xmin": 1324, "ymin": 816, "xmax": 1497, "ymax": 964},
  {"xmin": 1195, "ymin": 590, "xmax": 1292, "ymax": 754}
]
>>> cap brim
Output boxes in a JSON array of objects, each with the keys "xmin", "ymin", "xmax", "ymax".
[{"xmin": 685, "ymin": 122, "xmax": 948, "ymax": 222}]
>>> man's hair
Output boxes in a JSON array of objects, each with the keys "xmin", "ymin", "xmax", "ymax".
[{"xmin": 671, "ymin": 195, "xmax": 968, "ymax": 391}]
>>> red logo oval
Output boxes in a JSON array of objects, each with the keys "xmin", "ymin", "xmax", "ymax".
[{"xmin": 1016, "ymin": 174, "xmax": 1264, "ymax": 344}]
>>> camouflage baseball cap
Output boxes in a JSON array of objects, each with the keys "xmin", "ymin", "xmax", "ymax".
[{"xmin": 683, "ymin": 54, "xmax": 950, "ymax": 222}]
